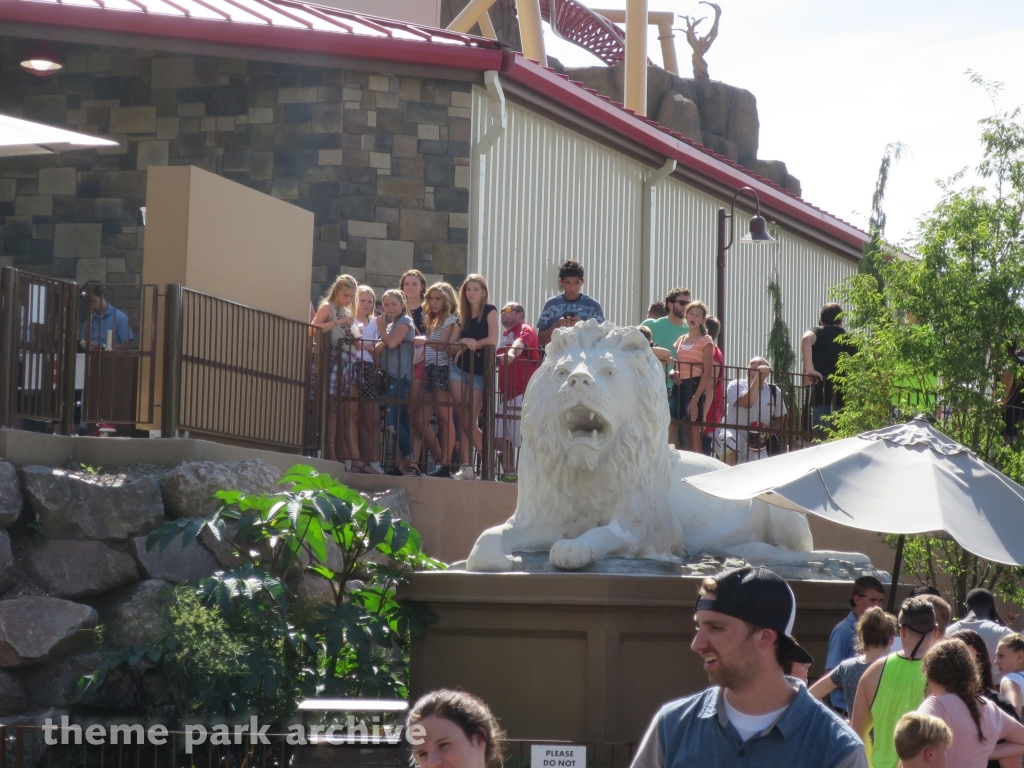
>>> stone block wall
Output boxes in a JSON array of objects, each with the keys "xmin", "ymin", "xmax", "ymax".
[{"xmin": 0, "ymin": 37, "xmax": 472, "ymax": 301}]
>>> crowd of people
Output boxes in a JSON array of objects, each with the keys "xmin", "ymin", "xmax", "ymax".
[
  {"xmin": 312, "ymin": 259, "xmax": 851, "ymax": 476},
  {"xmin": 404, "ymin": 578, "xmax": 1024, "ymax": 768}
]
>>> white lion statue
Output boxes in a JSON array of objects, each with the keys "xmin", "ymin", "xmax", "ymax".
[{"xmin": 466, "ymin": 320, "xmax": 870, "ymax": 572}]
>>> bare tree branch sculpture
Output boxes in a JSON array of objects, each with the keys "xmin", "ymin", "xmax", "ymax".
[{"xmin": 677, "ymin": 2, "xmax": 721, "ymax": 80}]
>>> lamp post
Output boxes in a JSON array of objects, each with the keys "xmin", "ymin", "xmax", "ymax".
[{"xmin": 716, "ymin": 186, "xmax": 776, "ymax": 357}]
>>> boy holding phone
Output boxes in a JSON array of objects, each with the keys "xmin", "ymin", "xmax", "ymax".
[{"xmin": 536, "ymin": 260, "xmax": 605, "ymax": 346}]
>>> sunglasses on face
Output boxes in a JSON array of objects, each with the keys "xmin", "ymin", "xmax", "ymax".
[
  {"xmin": 502, "ymin": 306, "xmax": 522, "ymax": 314},
  {"xmin": 667, "ymin": 298, "xmax": 690, "ymax": 305}
]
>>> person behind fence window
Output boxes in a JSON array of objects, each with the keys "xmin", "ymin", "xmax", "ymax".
[
  {"xmin": 802, "ymin": 303, "xmax": 854, "ymax": 433},
  {"xmin": 643, "ymin": 287, "xmax": 691, "ymax": 447},
  {"xmin": 401, "ymin": 270, "xmax": 429, "ymax": 467},
  {"xmin": 948, "ymin": 589, "xmax": 1014, "ymax": 667},
  {"xmin": 416, "ymin": 282, "xmax": 460, "ymax": 479},
  {"xmin": 669, "ymin": 300, "xmax": 714, "ymax": 453},
  {"xmin": 401, "ymin": 270, "xmax": 428, "ymax": 335},
  {"xmin": 495, "ymin": 302, "xmax": 540, "ymax": 479},
  {"xmin": 703, "ymin": 316, "xmax": 724, "ymax": 457},
  {"xmin": 824, "ymin": 577, "xmax": 887, "ymax": 716},
  {"xmin": 918, "ymin": 638, "xmax": 1024, "ymax": 767},
  {"xmin": 450, "ymin": 275, "xmax": 498, "ymax": 481},
  {"xmin": 995, "ymin": 635, "xmax": 1024, "ymax": 717},
  {"xmin": 648, "ymin": 300, "xmax": 668, "ymax": 320},
  {"xmin": 630, "ymin": 566, "xmax": 867, "ymax": 768},
  {"xmin": 715, "ymin": 356, "xmax": 788, "ymax": 465},
  {"xmin": 312, "ymin": 274, "xmax": 359, "ymax": 465},
  {"xmin": 812, "ymin": 606, "xmax": 896, "ymax": 719},
  {"xmin": 852, "ymin": 597, "xmax": 940, "ymax": 768},
  {"xmin": 375, "ymin": 288, "xmax": 417, "ymax": 477},
  {"xmin": 536, "ymin": 260, "xmax": 604, "ymax": 347},
  {"xmin": 80, "ymin": 281, "xmax": 133, "ymax": 351},
  {"xmin": 352, "ymin": 285, "xmax": 383, "ymax": 475},
  {"xmin": 948, "ymin": 628, "xmax": 1023, "ymax": 768},
  {"xmin": 893, "ymin": 712, "xmax": 952, "ymax": 768},
  {"xmin": 407, "ymin": 689, "xmax": 505, "ymax": 768}
]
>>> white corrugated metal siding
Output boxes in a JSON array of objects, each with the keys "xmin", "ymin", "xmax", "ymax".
[{"xmin": 472, "ymin": 85, "xmax": 859, "ymax": 369}]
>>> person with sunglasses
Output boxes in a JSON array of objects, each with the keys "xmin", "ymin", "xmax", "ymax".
[
  {"xmin": 495, "ymin": 302, "xmax": 539, "ymax": 478},
  {"xmin": 852, "ymin": 598, "xmax": 941, "ymax": 768},
  {"xmin": 642, "ymin": 287, "xmax": 691, "ymax": 446}
]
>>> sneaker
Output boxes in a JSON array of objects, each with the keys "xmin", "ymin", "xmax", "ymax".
[
  {"xmin": 367, "ymin": 462, "xmax": 384, "ymax": 475},
  {"xmin": 452, "ymin": 465, "xmax": 476, "ymax": 481},
  {"xmin": 426, "ymin": 464, "xmax": 451, "ymax": 478}
]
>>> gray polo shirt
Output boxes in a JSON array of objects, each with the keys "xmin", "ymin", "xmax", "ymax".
[{"xmin": 630, "ymin": 682, "xmax": 867, "ymax": 768}]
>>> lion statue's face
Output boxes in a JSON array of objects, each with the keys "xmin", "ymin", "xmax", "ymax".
[{"xmin": 522, "ymin": 320, "xmax": 670, "ymax": 473}]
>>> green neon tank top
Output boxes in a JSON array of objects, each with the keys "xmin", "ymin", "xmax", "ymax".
[{"xmin": 869, "ymin": 653, "xmax": 926, "ymax": 768}]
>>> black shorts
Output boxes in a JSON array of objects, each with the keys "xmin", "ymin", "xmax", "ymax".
[
  {"xmin": 425, "ymin": 363, "xmax": 450, "ymax": 393},
  {"xmin": 669, "ymin": 376, "xmax": 704, "ymax": 422}
]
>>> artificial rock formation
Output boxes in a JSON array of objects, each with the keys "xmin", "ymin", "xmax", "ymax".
[
  {"xmin": 161, "ymin": 459, "xmax": 281, "ymax": 518},
  {"xmin": 20, "ymin": 539, "xmax": 139, "ymax": 598},
  {"xmin": 0, "ymin": 597, "xmax": 99, "ymax": 668},
  {"xmin": 0, "ymin": 670, "xmax": 26, "ymax": 716},
  {"xmin": 96, "ymin": 579, "xmax": 173, "ymax": 648},
  {"xmin": 466, "ymin": 321, "xmax": 870, "ymax": 572},
  {"xmin": 131, "ymin": 533, "xmax": 219, "ymax": 585},
  {"xmin": 0, "ymin": 532, "xmax": 15, "ymax": 594},
  {"xmin": 0, "ymin": 462, "xmax": 22, "ymax": 529},
  {"xmin": 19, "ymin": 466, "xmax": 164, "ymax": 541}
]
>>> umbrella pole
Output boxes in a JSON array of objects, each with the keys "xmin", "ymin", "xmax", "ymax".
[{"xmin": 888, "ymin": 534, "xmax": 906, "ymax": 613}]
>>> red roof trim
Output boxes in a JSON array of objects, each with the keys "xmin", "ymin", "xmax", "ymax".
[
  {"xmin": 0, "ymin": 1, "xmax": 506, "ymax": 70},
  {"xmin": 500, "ymin": 55, "xmax": 868, "ymax": 250}
]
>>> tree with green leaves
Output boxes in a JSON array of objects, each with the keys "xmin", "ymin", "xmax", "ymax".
[
  {"xmin": 859, "ymin": 142, "xmax": 908, "ymax": 283},
  {"xmin": 766, "ymin": 264, "xmax": 795, "ymax": 374},
  {"xmin": 832, "ymin": 76, "xmax": 1024, "ymax": 611},
  {"xmin": 77, "ymin": 465, "xmax": 443, "ymax": 720}
]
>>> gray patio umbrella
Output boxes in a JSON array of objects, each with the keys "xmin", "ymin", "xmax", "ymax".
[
  {"xmin": 0, "ymin": 113, "xmax": 117, "ymax": 156},
  {"xmin": 685, "ymin": 417, "xmax": 1024, "ymax": 609}
]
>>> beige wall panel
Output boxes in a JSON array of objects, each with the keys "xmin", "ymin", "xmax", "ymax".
[
  {"xmin": 472, "ymin": 88, "xmax": 644, "ymax": 328},
  {"xmin": 184, "ymin": 167, "xmax": 313, "ymax": 323}
]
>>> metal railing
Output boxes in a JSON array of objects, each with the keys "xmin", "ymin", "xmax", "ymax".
[
  {"xmin": 162, "ymin": 285, "xmax": 324, "ymax": 453},
  {"xmin": 0, "ymin": 267, "xmax": 78, "ymax": 434},
  {"xmin": 80, "ymin": 283, "xmax": 159, "ymax": 427}
]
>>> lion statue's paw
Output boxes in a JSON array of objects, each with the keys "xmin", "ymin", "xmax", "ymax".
[
  {"xmin": 466, "ymin": 525, "xmax": 515, "ymax": 572},
  {"xmin": 550, "ymin": 536, "xmax": 599, "ymax": 571}
]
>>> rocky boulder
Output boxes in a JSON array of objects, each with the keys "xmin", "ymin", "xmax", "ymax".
[
  {"xmin": 19, "ymin": 466, "xmax": 164, "ymax": 542},
  {"xmin": 369, "ymin": 488, "xmax": 412, "ymax": 524},
  {"xmin": 0, "ymin": 532, "xmax": 14, "ymax": 595},
  {"xmin": 0, "ymin": 670, "xmax": 26, "ymax": 715},
  {"xmin": 162, "ymin": 460, "xmax": 281, "ymax": 518},
  {"xmin": 17, "ymin": 651, "xmax": 128, "ymax": 709},
  {"xmin": 290, "ymin": 573, "xmax": 336, "ymax": 608},
  {"xmin": 20, "ymin": 539, "xmax": 138, "ymax": 598},
  {"xmin": 132, "ymin": 534, "xmax": 218, "ymax": 585},
  {"xmin": 96, "ymin": 579, "xmax": 173, "ymax": 648},
  {"xmin": 0, "ymin": 462, "xmax": 22, "ymax": 530},
  {"xmin": 0, "ymin": 597, "xmax": 99, "ymax": 668}
]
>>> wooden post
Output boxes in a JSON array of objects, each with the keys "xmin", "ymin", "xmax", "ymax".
[{"xmin": 624, "ymin": 0, "xmax": 649, "ymax": 115}]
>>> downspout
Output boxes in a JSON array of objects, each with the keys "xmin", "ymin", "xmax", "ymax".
[
  {"xmin": 640, "ymin": 158, "xmax": 677, "ymax": 320},
  {"xmin": 470, "ymin": 71, "xmax": 507, "ymax": 274}
]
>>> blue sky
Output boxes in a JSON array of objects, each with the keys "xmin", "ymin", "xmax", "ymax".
[{"xmin": 544, "ymin": 0, "xmax": 1024, "ymax": 245}]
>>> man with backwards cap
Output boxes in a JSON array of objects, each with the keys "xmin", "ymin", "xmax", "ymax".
[
  {"xmin": 630, "ymin": 566, "xmax": 867, "ymax": 768},
  {"xmin": 851, "ymin": 598, "xmax": 940, "ymax": 768}
]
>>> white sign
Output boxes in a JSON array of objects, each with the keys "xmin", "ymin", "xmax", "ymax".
[{"xmin": 531, "ymin": 745, "xmax": 586, "ymax": 768}]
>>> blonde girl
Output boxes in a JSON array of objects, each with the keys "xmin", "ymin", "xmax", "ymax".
[
  {"xmin": 449, "ymin": 275, "xmax": 499, "ymax": 480},
  {"xmin": 375, "ymin": 288, "xmax": 417, "ymax": 476},
  {"xmin": 401, "ymin": 270, "xmax": 428, "ymax": 464},
  {"xmin": 671, "ymin": 299, "xmax": 714, "ymax": 453},
  {"xmin": 414, "ymin": 282, "xmax": 460, "ymax": 477},
  {"xmin": 352, "ymin": 285, "xmax": 383, "ymax": 474},
  {"xmin": 996, "ymin": 634, "xmax": 1024, "ymax": 716},
  {"xmin": 312, "ymin": 274, "xmax": 358, "ymax": 464}
]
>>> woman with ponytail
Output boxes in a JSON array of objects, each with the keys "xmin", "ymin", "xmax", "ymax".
[{"xmin": 918, "ymin": 638, "xmax": 1024, "ymax": 767}]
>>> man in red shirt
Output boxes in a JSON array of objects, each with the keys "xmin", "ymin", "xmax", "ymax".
[{"xmin": 496, "ymin": 302, "xmax": 540, "ymax": 478}]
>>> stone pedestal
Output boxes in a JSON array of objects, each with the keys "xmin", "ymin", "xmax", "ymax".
[{"xmin": 401, "ymin": 572, "xmax": 911, "ymax": 744}]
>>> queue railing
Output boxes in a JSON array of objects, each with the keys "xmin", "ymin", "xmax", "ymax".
[
  {"xmin": 162, "ymin": 285, "xmax": 324, "ymax": 454},
  {"xmin": 80, "ymin": 283, "xmax": 159, "ymax": 427},
  {"xmin": 0, "ymin": 267, "xmax": 78, "ymax": 434}
]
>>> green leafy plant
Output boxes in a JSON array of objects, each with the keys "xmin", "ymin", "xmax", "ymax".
[
  {"xmin": 831, "ymin": 75, "xmax": 1024, "ymax": 611},
  {"xmin": 766, "ymin": 264, "xmax": 795, "ymax": 374},
  {"xmin": 77, "ymin": 465, "xmax": 444, "ymax": 720}
]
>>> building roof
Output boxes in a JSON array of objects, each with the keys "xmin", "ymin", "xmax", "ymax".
[{"xmin": 1, "ymin": 0, "xmax": 868, "ymax": 252}]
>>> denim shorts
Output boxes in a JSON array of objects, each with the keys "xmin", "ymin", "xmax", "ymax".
[
  {"xmin": 669, "ymin": 377, "xmax": 704, "ymax": 421},
  {"xmin": 449, "ymin": 365, "xmax": 484, "ymax": 392}
]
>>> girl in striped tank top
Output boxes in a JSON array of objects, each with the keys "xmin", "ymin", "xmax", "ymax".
[{"xmin": 671, "ymin": 300, "xmax": 715, "ymax": 453}]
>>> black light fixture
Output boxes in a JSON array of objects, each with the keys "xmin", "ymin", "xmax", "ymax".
[
  {"xmin": 716, "ymin": 186, "xmax": 776, "ymax": 355},
  {"xmin": 21, "ymin": 41, "xmax": 63, "ymax": 77}
]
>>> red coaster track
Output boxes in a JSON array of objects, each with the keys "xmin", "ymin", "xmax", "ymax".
[{"xmin": 539, "ymin": 0, "xmax": 632, "ymax": 66}]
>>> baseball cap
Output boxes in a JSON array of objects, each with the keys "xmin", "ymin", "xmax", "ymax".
[{"xmin": 694, "ymin": 566, "xmax": 813, "ymax": 665}]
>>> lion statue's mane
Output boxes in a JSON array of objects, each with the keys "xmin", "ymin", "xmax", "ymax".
[{"xmin": 466, "ymin": 320, "xmax": 868, "ymax": 572}]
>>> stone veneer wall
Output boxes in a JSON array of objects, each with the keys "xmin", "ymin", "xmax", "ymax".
[{"xmin": 0, "ymin": 37, "xmax": 472, "ymax": 301}]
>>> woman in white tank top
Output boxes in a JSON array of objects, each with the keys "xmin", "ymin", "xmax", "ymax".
[{"xmin": 996, "ymin": 635, "xmax": 1024, "ymax": 716}]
